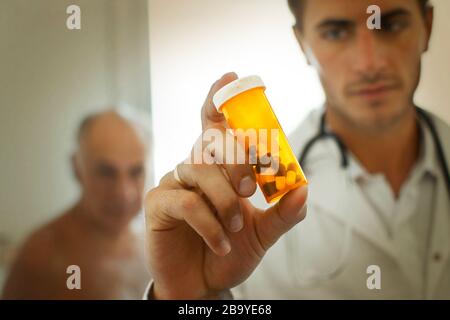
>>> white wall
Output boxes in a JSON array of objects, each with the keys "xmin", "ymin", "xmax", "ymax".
[
  {"xmin": 0, "ymin": 0, "xmax": 151, "ymax": 286},
  {"xmin": 149, "ymin": 0, "xmax": 450, "ymax": 183}
]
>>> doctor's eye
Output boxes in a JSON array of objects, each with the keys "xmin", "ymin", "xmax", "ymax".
[
  {"xmin": 320, "ymin": 27, "xmax": 351, "ymax": 41},
  {"xmin": 379, "ymin": 18, "xmax": 409, "ymax": 33}
]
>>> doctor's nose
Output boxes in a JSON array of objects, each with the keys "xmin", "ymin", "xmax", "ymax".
[{"xmin": 351, "ymin": 29, "xmax": 388, "ymax": 76}]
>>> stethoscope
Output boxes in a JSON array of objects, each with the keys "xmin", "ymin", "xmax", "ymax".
[
  {"xmin": 299, "ymin": 106, "xmax": 450, "ymax": 194},
  {"xmin": 288, "ymin": 106, "xmax": 450, "ymax": 287}
]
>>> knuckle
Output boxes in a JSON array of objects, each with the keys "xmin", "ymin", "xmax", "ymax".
[
  {"xmin": 159, "ymin": 171, "xmax": 172, "ymax": 185},
  {"xmin": 179, "ymin": 192, "xmax": 200, "ymax": 212},
  {"xmin": 144, "ymin": 189, "xmax": 171, "ymax": 230},
  {"xmin": 187, "ymin": 164, "xmax": 205, "ymax": 181},
  {"xmin": 188, "ymin": 163, "xmax": 201, "ymax": 175}
]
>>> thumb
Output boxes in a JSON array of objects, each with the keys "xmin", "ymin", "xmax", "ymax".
[
  {"xmin": 255, "ymin": 185, "xmax": 308, "ymax": 251},
  {"xmin": 201, "ymin": 72, "xmax": 238, "ymax": 130}
]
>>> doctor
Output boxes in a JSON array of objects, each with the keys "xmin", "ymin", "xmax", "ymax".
[{"xmin": 144, "ymin": 0, "xmax": 450, "ymax": 299}]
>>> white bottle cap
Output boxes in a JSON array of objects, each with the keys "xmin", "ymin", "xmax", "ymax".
[{"xmin": 213, "ymin": 75, "xmax": 265, "ymax": 113}]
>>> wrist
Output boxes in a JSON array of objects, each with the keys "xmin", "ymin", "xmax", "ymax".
[{"xmin": 148, "ymin": 281, "xmax": 233, "ymax": 300}]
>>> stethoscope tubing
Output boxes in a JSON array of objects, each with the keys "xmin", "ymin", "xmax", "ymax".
[
  {"xmin": 298, "ymin": 107, "xmax": 450, "ymax": 195},
  {"xmin": 289, "ymin": 107, "xmax": 449, "ymax": 287}
]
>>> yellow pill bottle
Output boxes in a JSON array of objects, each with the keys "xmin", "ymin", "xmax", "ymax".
[{"xmin": 213, "ymin": 75, "xmax": 308, "ymax": 203}]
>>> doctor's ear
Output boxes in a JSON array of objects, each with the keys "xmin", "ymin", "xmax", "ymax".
[{"xmin": 292, "ymin": 25, "xmax": 312, "ymax": 66}]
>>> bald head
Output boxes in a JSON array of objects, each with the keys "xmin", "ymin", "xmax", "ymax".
[
  {"xmin": 77, "ymin": 110, "xmax": 149, "ymax": 155},
  {"xmin": 73, "ymin": 109, "xmax": 148, "ymax": 231}
]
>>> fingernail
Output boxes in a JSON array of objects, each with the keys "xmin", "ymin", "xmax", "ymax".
[
  {"xmin": 239, "ymin": 176, "xmax": 255, "ymax": 196},
  {"xmin": 219, "ymin": 237, "xmax": 231, "ymax": 255},
  {"xmin": 230, "ymin": 214, "xmax": 243, "ymax": 233}
]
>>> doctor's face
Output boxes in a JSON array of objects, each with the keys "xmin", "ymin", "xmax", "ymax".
[{"xmin": 295, "ymin": 0, "xmax": 433, "ymax": 132}]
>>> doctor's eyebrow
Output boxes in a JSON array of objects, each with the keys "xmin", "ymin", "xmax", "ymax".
[
  {"xmin": 316, "ymin": 19, "xmax": 354, "ymax": 31},
  {"xmin": 380, "ymin": 8, "xmax": 412, "ymax": 21},
  {"xmin": 315, "ymin": 8, "xmax": 412, "ymax": 31}
]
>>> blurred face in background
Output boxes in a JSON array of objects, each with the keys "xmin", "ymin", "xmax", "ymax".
[
  {"xmin": 74, "ymin": 112, "xmax": 146, "ymax": 232},
  {"xmin": 294, "ymin": 0, "xmax": 433, "ymax": 132}
]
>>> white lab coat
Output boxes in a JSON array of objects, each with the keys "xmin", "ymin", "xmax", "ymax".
[{"xmin": 232, "ymin": 108, "xmax": 450, "ymax": 300}]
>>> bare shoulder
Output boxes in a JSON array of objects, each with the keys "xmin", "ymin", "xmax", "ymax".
[{"xmin": 1, "ymin": 214, "xmax": 67, "ymax": 299}]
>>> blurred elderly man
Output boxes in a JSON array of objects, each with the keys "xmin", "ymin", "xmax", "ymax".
[{"xmin": 2, "ymin": 109, "xmax": 151, "ymax": 299}]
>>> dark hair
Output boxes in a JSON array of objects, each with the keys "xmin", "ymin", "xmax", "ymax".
[{"xmin": 288, "ymin": 0, "xmax": 430, "ymax": 27}]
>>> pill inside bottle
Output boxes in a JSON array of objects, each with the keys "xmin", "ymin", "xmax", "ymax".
[{"xmin": 213, "ymin": 75, "xmax": 308, "ymax": 203}]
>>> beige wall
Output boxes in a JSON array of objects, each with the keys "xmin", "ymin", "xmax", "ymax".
[
  {"xmin": 0, "ymin": 0, "xmax": 151, "ymax": 286},
  {"xmin": 415, "ymin": 0, "xmax": 450, "ymax": 123},
  {"xmin": 148, "ymin": 0, "xmax": 449, "ymax": 183}
]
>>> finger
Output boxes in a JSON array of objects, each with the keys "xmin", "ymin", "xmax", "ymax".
[
  {"xmin": 151, "ymin": 189, "xmax": 232, "ymax": 256},
  {"xmin": 158, "ymin": 169, "xmax": 190, "ymax": 190},
  {"xmin": 177, "ymin": 163, "xmax": 244, "ymax": 233},
  {"xmin": 201, "ymin": 72, "xmax": 238, "ymax": 130},
  {"xmin": 255, "ymin": 185, "xmax": 308, "ymax": 251},
  {"xmin": 203, "ymin": 125, "xmax": 257, "ymax": 198}
]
